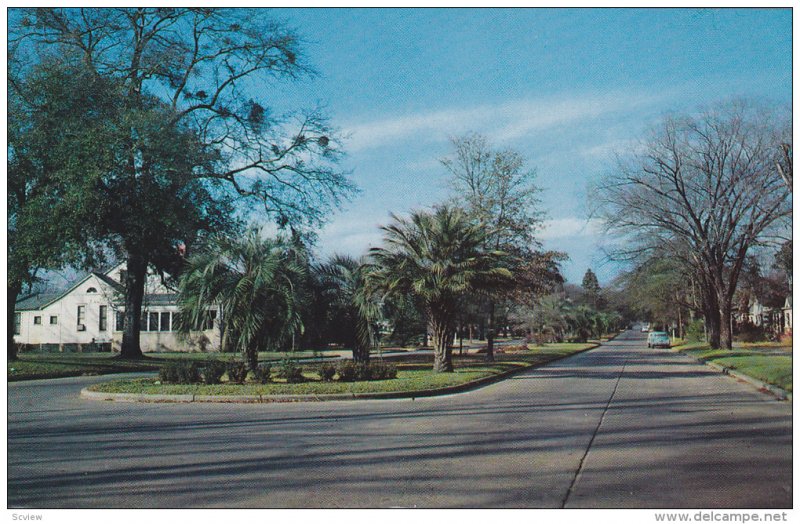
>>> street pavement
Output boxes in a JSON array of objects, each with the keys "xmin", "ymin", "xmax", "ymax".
[{"xmin": 7, "ymin": 330, "xmax": 792, "ymax": 508}]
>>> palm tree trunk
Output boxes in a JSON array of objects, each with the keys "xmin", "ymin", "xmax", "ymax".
[
  {"xmin": 245, "ymin": 346, "xmax": 258, "ymax": 371},
  {"xmin": 431, "ymin": 318, "xmax": 454, "ymax": 372},
  {"xmin": 353, "ymin": 343, "xmax": 370, "ymax": 364}
]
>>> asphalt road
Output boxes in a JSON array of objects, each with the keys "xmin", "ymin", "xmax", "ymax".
[{"xmin": 7, "ymin": 330, "xmax": 792, "ymax": 508}]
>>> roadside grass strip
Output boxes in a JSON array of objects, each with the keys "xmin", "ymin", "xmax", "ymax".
[
  {"xmin": 85, "ymin": 342, "xmax": 597, "ymax": 400},
  {"xmin": 673, "ymin": 343, "xmax": 792, "ymax": 394}
]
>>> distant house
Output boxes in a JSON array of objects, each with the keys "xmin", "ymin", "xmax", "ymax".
[
  {"xmin": 782, "ymin": 297, "xmax": 792, "ymax": 334},
  {"xmin": 14, "ymin": 263, "xmax": 220, "ymax": 353},
  {"xmin": 745, "ymin": 296, "xmax": 788, "ymax": 336}
]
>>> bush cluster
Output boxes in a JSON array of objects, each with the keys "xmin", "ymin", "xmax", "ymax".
[
  {"xmin": 226, "ymin": 361, "xmax": 248, "ymax": 384},
  {"xmin": 201, "ymin": 360, "xmax": 227, "ymax": 385},
  {"xmin": 253, "ymin": 363, "xmax": 271, "ymax": 384},
  {"xmin": 318, "ymin": 362, "xmax": 336, "ymax": 382},
  {"xmin": 276, "ymin": 359, "xmax": 305, "ymax": 383},
  {"xmin": 335, "ymin": 360, "xmax": 397, "ymax": 382},
  {"xmin": 157, "ymin": 357, "xmax": 401, "ymax": 385},
  {"xmin": 159, "ymin": 361, "xmax": 201, "ymax": 384},
  {"xmin": 734, "ymin": 322, "xmax": 768, "ymax": 343}
]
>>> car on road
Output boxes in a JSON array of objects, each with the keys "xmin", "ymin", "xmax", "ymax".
[
  {"xmin": 641, "ymin": 323, "xmax": 650, "ymax": 332},
  {"xmin": 647, "ymin": 331, "xmax": 671, "ymax": 348}
]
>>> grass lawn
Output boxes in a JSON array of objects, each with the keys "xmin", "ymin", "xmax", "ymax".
[
  {"xmin": 673, "ymin": 342, "xmax": 792, "ymax": 393},
  {"xmin": 8, "ymin": 348, "xmax": 343, "ymax": 382},
  {"xmin": 86, "ymin": 342, "xmax": 597, "ymax": 397}
]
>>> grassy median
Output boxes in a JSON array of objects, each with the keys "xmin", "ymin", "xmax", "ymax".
[
  {"xmin": 7, "ymin": 349, "xmax": 346, "ymax": 382},
  {"xmin": 86, "ymin": 342, "xmax": 597, "ymax": 397},
  {"xmin": 673, "ymin": 343, "xmax": 792, "ymax": 393}
]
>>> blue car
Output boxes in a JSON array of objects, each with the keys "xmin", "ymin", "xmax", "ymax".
[{"xmin": 647, "ymin": 331, "xmax": 671, "ymax": 348}]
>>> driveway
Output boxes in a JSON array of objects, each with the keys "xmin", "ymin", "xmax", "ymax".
[{"xmin": 7, "ymin": 330, "xmax": 791, "ymax": 508}]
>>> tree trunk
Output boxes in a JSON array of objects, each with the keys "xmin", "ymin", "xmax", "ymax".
[
  {"xmin": 120, "ymin": 253, "xmax": 148, "ymax": 359},
  {"xmin": 698, "ymin": 274, "xmax": 721, "ymax": 348},
  {"xmin": 719, "ymin": 301, "xmax": 734, "ymax": 350},
  {"xmin": 245, "ymin": 346, "xmax": 259, "ymax": 372},
  {"xmin": 352, "ymin": 343, "xmax": 370, "ymax": 364},
  {"xmin": 706, "ymin": 307, "xmax": 721, "ymax": 349},
  {"xmin": 431, "ymin": 318, "xmax": 454, "ymax": 373},
  {"xmin": 8, "ymin": 280, "xmax": 22, "ymax": 361},
  {"xmin": 485, "ymin": 300, "xmax": 496, "ymax": 363},
  {"xmin": 458, "ymin": 318, "xmax": 464, "ymax": 356}
]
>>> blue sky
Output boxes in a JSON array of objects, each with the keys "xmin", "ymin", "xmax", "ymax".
[{"xmin": 263, "ymin": 8, "xmax": 791, "ymax": 284}]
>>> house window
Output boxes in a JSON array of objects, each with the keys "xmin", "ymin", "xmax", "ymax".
[
  {"xmin": 50, "ymin": 316, "xmax": 58, "ymax": 325},
  {"xmin": 149, "ymin": 312, "xmax": 159, "ymax": 332},
  {"xmin": 115, "ymin": 311, "xmax": 125, "ymax": 332},
  {"xmin": 160, "ymin": 312, "xmax": 171, "ymax": 332},
  {"xmin": 14, "ymin": 313, "xmax": 20, "ymax": 335},
  {"xmin": 99, "ymin": 306, "xmax": 107, "ymax": 331},
  {"xmin": 77, "ymin": 305, "xmax": 86, "ymax": 330},
  {"xmin": 34, "ymin": 316, "xmax": 42, "ymax": 325},
  {"xmin": 86, "ymin": 287, "xmax": 97, "ymax": 293}
]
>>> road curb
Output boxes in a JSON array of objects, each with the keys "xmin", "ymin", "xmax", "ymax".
[
  {"xmin": 80, "ymin": 343, "xmax": 601, "ymax": 404},
  {"xmin": 704, "ymin": 361, "xmax": 792, "ymax": 401},
  {"xmin": 80, "ymin": 389, "xmax": 194, "ymax": 403},
  {"xmin": 679, "ymin": 352, "xmax": 791, "ymax": 402}
]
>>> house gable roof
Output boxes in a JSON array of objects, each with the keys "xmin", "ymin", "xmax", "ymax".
[
  {"xmin": 15, "ymin": 293, "xmax": 64, "ymax": 311},
  {"xmin": 14, "ymin": 271, "xmax": 122, "ymax": 311}
]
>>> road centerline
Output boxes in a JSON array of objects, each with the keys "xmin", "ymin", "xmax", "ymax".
[{"xmin": 561, "ymin": 358, "xmax": 628, "ymax": 508}]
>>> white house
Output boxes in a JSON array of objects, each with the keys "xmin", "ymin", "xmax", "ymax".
[{"xmin": 14, "ymin": 263, "xmax": 221, "ymax": 353}]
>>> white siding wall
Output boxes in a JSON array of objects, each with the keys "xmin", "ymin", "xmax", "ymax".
[
  {"xmin": 16, "ymin": 274, "xmax": 114, "ymax": 346},
  {"xmin": 15, "ymin": 267, "xmax": 222, "ymax": 352}
]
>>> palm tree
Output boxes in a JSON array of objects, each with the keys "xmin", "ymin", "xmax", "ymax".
[
  {"xmin": 315, "ymin": 254, "xmax": 381, "ymax": 363},
  {"xmin": 565, "ymin": 305, "xmax": 593, "ymax": 343},
  {"xmin": 176, "ymin": 229, "xmax": 307, "ymax": 371},
  {"xmin": 366, "ymin": 206, "xmax": 513, "ymax": 372}
]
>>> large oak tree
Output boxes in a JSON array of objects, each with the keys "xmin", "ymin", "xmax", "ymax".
[
  {"xmin": 594, "ymin": 101, "xmax": 791, "ymax": 348},
  {"xmin": 11, "ymin": 8, "xmax": 355, "ymax": 358}
]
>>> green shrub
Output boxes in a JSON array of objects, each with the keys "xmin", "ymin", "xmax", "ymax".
[
  {"xmin": 336, "ymin": 360, "xmax": 357, "ymax": 382},
  {"xmin": 226, "ymin": 361, "xmax": 248, "ymax": 384},
  {"xmin": 159, "ymin": 363, "xmax": 179, "ymax": 384},
  {"xmin": 336, "ymin": 360, "xmax": 397, "ymax": 381},
  {"xmin": 370, "ymin": 361, "xmax": 397, "ymax": 380},
  {"xmin": 319, "ymin": 363, "xmax": 336, "ymax": 382},
  {"xmin": 276, "ymin": 359, "xmax": 304, "ymax": 383},
  {"xmin": 686, "ymin": 320, "xmax": 705, "ymax": 342},
  {"xmin": 253, "ymin": 363, "xmax": 271, "ymax": 384},
  {"xmin": 735, "ymin": 322, "xmax": 768, "ymax": 343},
  {"xmin": 355, "ymin": 362, "xmax": 373, "ymax": 381},
  {"xmin": 201, "ymin": 361, "xmax": 227, "ymax": 385},
  {"xmin": 159, "ymin": 361, "xmax": 201, "ymax": 384}
]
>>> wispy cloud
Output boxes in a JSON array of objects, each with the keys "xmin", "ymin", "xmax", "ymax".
[
  {"xmin": 539, "ymin": 217, "xmax": 603, "ymax": 240},
  {"xmin": 316, "ymin": 214, "xmax": 385, "ymax": 257},
  {"xmin": 342, "ymin": 90, "xmax": 670, "ymax": 152}
]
